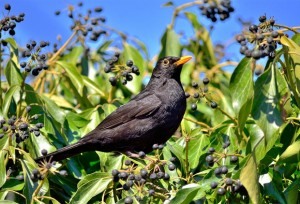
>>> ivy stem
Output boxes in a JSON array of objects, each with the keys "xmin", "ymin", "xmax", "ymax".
[
  {"xmin": 217, "ymin": 107, "xmax": 238, "ymax": 124},
  {"xmin": 113, "ymin": 182, "xmax": 118, "ymax": 203},
  {"xmin": 183, "ymin": 131, "xmax": 191, "ymax": 183},
  {"xmin": 31, "ymin": 173, "xmax": 47, "ymax": 204},
  {"xmin": 48, "ymin": 30, "xmax": 78, "ymax": 65},
  {"xmin": 279, "ymin": 54, "xmax": 300, "ymax": 107},
  {"xmin": 274, "ymin": 24, "xmax": 299, "ymax": 34},
  {"xmin": 206, "ymin": 61, "xmax": 239, "ymax": 78},
  {"xmin": 183, "ymin": 117, "xmax": 211, "ymax": 130},
  {"xmin": 169, "ymin": 1, "xmax": 203, "ymax": 29}
]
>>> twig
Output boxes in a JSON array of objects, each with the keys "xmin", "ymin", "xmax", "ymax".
[
  {"xmin": 184, "ymin": 117, "xmax": 211, "ymax": 130},
  {"xmin": 169, "ymin": 1, "xmax": 203, "ymax": 29}
]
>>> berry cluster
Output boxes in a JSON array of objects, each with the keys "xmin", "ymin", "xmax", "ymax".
[
  {"xmin": 111, "ymin": 144, "xmax": 176, "ymax": 203},
  {"xmin": 105, "ymin": 53, "xmax": 140, "ymax": 86},
  {"xmin": 0, "ymin": 106, "xmax": 44, "ymax": 144},
  {"xmin": 186, "ymin": 77, "xmax": 218, "ymax": 111},
  {"xmin": 15, "ymin": 149, "xmax": 68, "ymax": 182},
  {"xmin": 19, "ymin": 40, "xmax": 50, "ymax": 76},
  {"xmin": 198, "ymin": 0, "xmax": 234, "ymax": 22},
  {"xmin": 205, "ymin": 141, "xmax": 245, "ymax": 196},
  {"xmin": 0, "ymin": 4, "xmax": 25, "ymax": 38},
  {"xmin": 236, "ymin": 15, "xmax": 282, "ymax": 60},
  {"xmin": 55, "ymin": 2, "xmax": 106, "ymax": 42}
]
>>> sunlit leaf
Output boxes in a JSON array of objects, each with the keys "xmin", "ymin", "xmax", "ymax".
[
  {"xmin": 169, "ymin": 184, "xmax": 200, "ymax": 204},
  {"xmin": 229, "ymin": 57, "xmax": 254, "ymax": 130},
  {"xmin": 123, "ymin": 43, "xmax": 146, "ymax": 94},
  {"xmin": 62, "ymin": 46, "xmax": 83, "ymax": 64},
  {"xmin": 252, "ymin": 65, "xmax": 283, "ymax": 150},
  {"xmin": 158, "ymin": 28, "xmax": 181, "ymax": 59},
  {"xmin": 5, "ymin": 60, "xmax": 22, "ymax": 87},
  {"xmin": 70, "ymin": 172, "xmax": 112, "ymax": 203},
  {"xmin": 240, "ymin": 155, "xmax": 259, "ymax": 204},
  {"xmin": 82, "ymin": 76, "xmax": 105, "ymax": 97},
  {"xmin": 187, "ymin": 129, "xmax": 209, "ymax": 169},
  {"xmin": 2, "ymin": 85, "xmax": 20, "ymax": 117},
  {"xmin": 56, "ymin": 61, "xmax": 84, "ymax": 95},
  {"xmin": 40, "ymin": 94, "xmax": 66, "ymax": 124},
  {"xmin": 278, "ymin": 140, "xmax": 300, "ymax": 164}
]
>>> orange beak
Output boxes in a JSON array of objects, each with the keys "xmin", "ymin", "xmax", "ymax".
[{"xmin": 174, "ymin": 56, "xmax": 192, "ymax": 67}]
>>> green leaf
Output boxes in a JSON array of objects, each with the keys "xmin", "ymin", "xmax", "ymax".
[
  {"xmin": 70, "ymin": 172, "xmax": 112, "ymax": 204},
  {"xmin": 19, "ymin": 159, "xmax": 38, "ymax": 202},
  {"xmin": 62, "ymin": 46, "xmax": 83, "ymax": 64},
  {"xmin": 184, "ymin": 12, "xmax": 217, "ymax": 65},
  {"xmin": 229, "ymin": 57, "xmax": 254, "ymax": 130},
  {"xmin": 97, "ymin": 152, "xmax": 123, "ymax": 172},
  {"xmin": 123, "ymin": 43, "xmax": 146, "ymax": 94},
  {"xmin": 167, "ymin": 138, "xmax": 185, "ymax": 173},
  {"xmin": 284, "ymin": 180, "xmax": 299, "ymax": 204},
  {"xmin": 5, "ymin": 60, "xmax": 23, "ymax": 87},
  {"xmin": 246, "ymin": 121, "xmax": 266, "ymax": 162},
  {"xmin": 280, "ymin": 35, "xmax": 300, "ymax": 106},
  {"xmin": 82, "ymin": 76, "xmax": 105, "ymax": 97},
  {"xmin": 56, "ymin": 61, "xmax": 84, "ymax": 95},
  {"xmin": 158, "ymin": 28, "xmax": 181, "ymax": 59},
  {"xmin": 66, "ymin": 112, "xmax": 90, "ymax": 128},
  {"xmin": 169, "ymin": 184, "xmax": 200, "ymax": 204},
  {"xmin": 262, "ymin": 174, "xmax": 287, "ymax": 204},
  {"xmin": 0, "ymin": 150, "xmax": 8, "ymax": 188},
  {"xmin": 2, "ymin": 85, "xmax": 20, "ymax": 117},
  {"xmin": 278, "ymin": 140, "xmax": 300, "ymax": 164},
  {"xmin": 2, "ymin": 178, "xmax": 25, "ymax": 191},
  {"xmin": 0, "ymin": 201, "xmax": 19, "ymax": 204},
  {"xmin": 240, "ymin": 155, "xmax": 260, "ymax": 204},
  {"xmin": 5, "ymin": 37, "xmax": 19, "ymax": 63},
  {"xmin": 40, "ymin": 94, "xmax": 66, "ymax": 124},
  {"xmin": 251, "ymin": 65, "xmax": 283, "ymax": 149},
  {"xmin": 96, "ymin": 40, "xmax": 113, "ymax": 55},
  {"xmin": 187, "ymin": 130, "xmax": 209, "ymax": 169},
  {"xmin": 162, "ymin": 1, "xmax": 174, "ymax": 7}
]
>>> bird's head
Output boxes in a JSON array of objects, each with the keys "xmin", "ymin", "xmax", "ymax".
[{"xmin": 152, "ymin": 56, "xmax": 192, "ymax": 80}]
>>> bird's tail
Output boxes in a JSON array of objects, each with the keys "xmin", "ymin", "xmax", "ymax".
[{"xmin": 35, "ymin": 141, "xmax": 89, "ymax": 163}]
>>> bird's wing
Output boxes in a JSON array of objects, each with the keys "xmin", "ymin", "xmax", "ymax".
[{"xmin": 97, "ymin": 94, "xmax": 161, "ymax": 129}]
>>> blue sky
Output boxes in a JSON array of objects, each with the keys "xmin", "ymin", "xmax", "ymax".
[{"xmin": 1, "ymin": 0, "xmax": 299, "ymax": 61}]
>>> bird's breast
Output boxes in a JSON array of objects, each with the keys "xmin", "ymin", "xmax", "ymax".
[{"xmin": 156, "ymin": 79, "xmax": 186, "ymax": 121}]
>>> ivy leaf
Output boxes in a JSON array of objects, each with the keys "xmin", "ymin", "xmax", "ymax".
[
  {"xmin": 252, "ymin": 65, "xmax": 283, "ymax": 150},
  {"xmin": 122, "ymin": 43, "xmax": 146, "ymax": 94},
  {"xmin": 40, "ymin": 95, "xmax": 66, "ymax": 125},
  {"xmin": 229, "ymin": 57, "xmax": 254, "ymax": 130},
  {"xmin": 2, "ymin": 85, "xmax": 20, "ymax": 117},
  {"xmin": 5, "ymin": 60, "xmax": 22, "ymax": 87},
  {"xmin": 169, "ymin": 184, "xmax": 200, "ymax": 204},
  {"xmin": 56, "ymin": 61, "xmax": 84, "ymax": 95},
  {"xmin": 158, "ymin": 28, "xmax": 181, "ymax": 59},
  {"xmin": 240, "ymin": 155, "xmax": 259, "ymax": 204},
  {"xmin": 278, "ymin": 140, "xmax": 300, "ymax": 164},
  {"xmin": 70, "ymin": 172, "xmax": 112, "ymax": 203}
]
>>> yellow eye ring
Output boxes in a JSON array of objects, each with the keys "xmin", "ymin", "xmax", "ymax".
[{"xmin": 163, "ymin": 59, "xmax": 169, "ymax": 65}]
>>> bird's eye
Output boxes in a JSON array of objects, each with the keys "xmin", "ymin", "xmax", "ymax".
[{"xmin": 163, "ymin": 59, "xmax": 169, "ymax": 66}]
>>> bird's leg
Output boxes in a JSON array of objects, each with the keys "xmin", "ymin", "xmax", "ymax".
[{"xmin": 124, "ymin": 151, "xmax": 140, "ymax": 158}]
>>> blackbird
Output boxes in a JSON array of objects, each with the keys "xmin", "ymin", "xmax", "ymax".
[{"xmin": 35, "ymin": 56, "xmax": 192, "ymax": 162}]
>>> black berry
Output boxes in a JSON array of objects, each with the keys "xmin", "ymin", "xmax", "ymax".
[
  {"xmin": 230, "ymin": 155, "xmax": 238, "ymax": 163},
  {"xmin": 217, "ymin": 187, "xmax": 226, "ymax": 195},
  {"xmin": 210, "ymin": 101, "xmax": 218, "ymax": 109},
  {"xmin": 203, "ymin": 78, "xmax": 210, "ymax": 85},
  {"xmin": 168, "ymin": 163, "xmax": 176, "ymax": 171},
  {"xmin": 191, "ymin": 103, "xmax": 197, "ymax": 111},
  {"xmin": 210, "ymin": 181, "xmax": 218, "ymax": 189}
]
